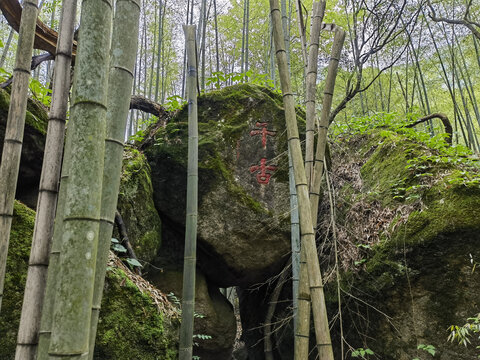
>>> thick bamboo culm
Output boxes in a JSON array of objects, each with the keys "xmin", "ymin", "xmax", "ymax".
[
  {"xmin": 179, "ymin": 24, "xmax": 199, "ymax": 360},
  {"xmin": 88, "ymin": 0, "xmax": 141, "ymax": 358},
  {"xmin": 310, "ymin": 27, "xmax": 346, "ymax": 225},
  {"xmin": 36, "ymin": 116, "xmax": 74, "ymax": 360},
  {"xmin": 44, "ymin": 0, "xmax": 113, "ymax": 357},
  {"xmin": 0, "ymin": 0, "xmax": 38, "ymax": 312},
  {"xmin": 269, "ymin": 1, "xmax": 334, "ymax": 359},
  {"xmin": 15, "ymin": 1, "xmax": 77, "ymax": 359},
  {"xmin": 305, "ymin": 1, "xmax": 326, "ymax": 188}
]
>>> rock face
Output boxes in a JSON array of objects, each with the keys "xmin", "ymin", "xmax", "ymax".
[
  {"xmin": 144, "ymin": 84, "xmax": 294, "ymax": 287},
  {"xmin": 115, "ymin": 147, "xmax": 162, "ymax": 265},
  {"xmin": 0, "ymin": 88, "xmax": 48, "ymax": 208},
  {"xmin": 0, "ymin": 201, "xmax": 179, "ymax": 360},
  {"xmin": 149, "ymin": 268, "xmax": 237, "ymax": 360},
  {"xmin": 326, "ymin": 129, "xmax": 480, "ymax": 360}
]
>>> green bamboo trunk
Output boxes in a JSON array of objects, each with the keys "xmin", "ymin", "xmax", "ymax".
[
  {"xmin": 269, "ymin": 1, "xmax": 334, "ymax": 359},
  {"xmin": 304, "ymin": 1, "xmax": 325, "ymax": 188},
  {"xmin": 46, "ymin": 0, "xmax": 113, "ymax": 357},
  {"xmin": 15, "ymin": 1, "xmax": 77, "ymax": 359},
  {"xmin": 88, "ymin": 0, "xmax": 141, "ymax": 358},
  {"xmin": 0, "ymin": 0, "xmax": 38, "ymax": 312},
  {"xmin": 179, "ymin": 24, "xmax": 199, "ymax": 360},
  {"xmin": 310, "ymin": 27, "xmax": 346, "ymax": 225}
]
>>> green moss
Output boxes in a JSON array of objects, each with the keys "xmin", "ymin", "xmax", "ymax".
[
  {"xmin": 146, "ymin": 84, "xmax": 304, "ymax": 215},
  {"xmin": 0, "ymin": 88, "xmax": 48, "ymax": 135},
  {"xmin": 0, "ymin": 201, "xmax": 177, "ymax": 360},
  {"xmin": 0, "ymin": 201, "xmax": 35, "ymax": 360},
  {"xmin": 94, "ymin": 268, "xmax": 178, "ymax": 360},
  {"xmin": 341, "ymin": 129, "xmax": 480, "ymax": 292},
  {"xmin": 117, "ymin": 147, "xmax": 162, "ymax": 263}
]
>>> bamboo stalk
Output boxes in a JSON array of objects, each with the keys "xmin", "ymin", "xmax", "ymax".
[
  {"xmin": 269, "ymin": 1, "xmax": 334, "ymax": 359},
  {"xmin": 47, "ymin": 0, "xmax": 113, "ymax": 356},
  {"xmin": 88, "ymin": 0, "xmax": 141, "ymax": 358},
  {"xmin": 15, "ymin": 1, "xmax": 77, "ymax": 358},
  {"xmin": 296, "ymin": 3, "xmax": 324, "ymax": 358},
  {"xmin": 36, "ymin": 116, "xmax": 75, "ymax": 360},
  {"xmin": 310, "ymin": 28, "xmax": 346, "ymax": 226},
  {"xmin": 179, "ymin": 24, "xmax": 199, "ymax": 360},
  {"xmin": 288, "ymin": 146, "xmax": 301, "ymax": 330},
  {"xmin": 0, "ymin": 0, "xmax": 38, "ymax": 312},
  {"xmin": 305, "ymin": 1, "xmax": 325, "ymax": 189}
]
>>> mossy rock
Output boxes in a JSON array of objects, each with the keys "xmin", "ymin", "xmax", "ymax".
[
  {"xmin": 144, "ymin": 84, "xmax": 301, "ymax": 287},
  {"xmin": 1, "ymin": 201, "xmax": 178, "ymax": 360},
  {"xmin": 94, "ymin": 265, "xmax": 179, "ymax": 360},
  {"xmin": 0, "ymin": 88, "xmax": 48, "ymax": 208},
  {"xmin": 0, "ymin": 201, "xmax": 35, "ymax": 359},
  {"xmin": 326, "ymin": 129, "xmax": 480, "ymax": 359},
  {"xmin": 149, "ymin": 268, "xmax": 236, "ymax": 360},
  {"xmin": 116, "ymin": 147, "xmax": 162, "ymax": 266}
]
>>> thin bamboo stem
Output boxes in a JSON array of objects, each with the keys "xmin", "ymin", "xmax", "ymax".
[
  {"xmin": 270, "ymin": 1, "xmax": 334, "ymax": 359},
  {"xmin": 310, "ymin": 28, "xmax": 345, "ymax": 225},
  {"xmin": 15, "ymin": 1, "xmax": 76, "ymax": 358},
  {"xmin": 305, "ymin": 1, "xmax": 325, "ymax": 189},
  {"xmin": 0, "ymin": 0, "xmax": 38, "ymax": 313},
  {"xmin": 179, "ymin": 24, "xmax": 199, "ymax": 360}
]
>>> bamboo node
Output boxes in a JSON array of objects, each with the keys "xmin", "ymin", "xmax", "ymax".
[
  {"xmin": 55, "ymin": 51, "xmax": 73, "ymax": 59},
  {"xmin": 112, "ymin": 65, "xmax": 134, "ymax": 77},
  {"xmin": 5, "ymin": 138, "xmax": 23, "ymax": 145},
  {"xmin": 13, "ymin": 67, "xmax": 31, "ymax": 74},
  {"xmin": 105, "ymin": 137, "xmax": 124, "ymax": 146}
]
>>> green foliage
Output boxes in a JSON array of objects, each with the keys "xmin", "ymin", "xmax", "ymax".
[
  {"xmin": 110, "ymin": 238, "xmax": 143, "ymax": 270},
  {"xmin": 448, "ymin": 314, "xmax": 480, "ymax": 356},
  {"xmin": 351, "ymin": 347, "xmax": 374, "ymax": 358},
  {"xmin": 29, "ymin": 77, "xmax": 52, "ymax": 107},
  {"xmin": 128, "ymin": 115, "xmax": 159, "ymax": 143},
  {"xmin": 0, "ymin": 67, "xmax": 10, "ymax": 82},
  {"xmin": 416, "ymin": 344, "xmax": 436, "ymax": 357},
  {"xmin": 206, "ymin": 70, "xmax": 275, "ymax": 90},
  {"xmin": 165, "ymin": 95, "xmax": 186, "ymax": 111}
]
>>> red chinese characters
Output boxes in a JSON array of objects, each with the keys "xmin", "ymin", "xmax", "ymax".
[
  {"xmin": 250, "ymin": 122, "xmax": 276, "ymax": 148},
  {"xmin": 250, "ymin": 158, "xmax": 277, "ymax": 185}
]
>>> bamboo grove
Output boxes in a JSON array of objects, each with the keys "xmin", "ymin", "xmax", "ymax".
[{"xmin": 0, "ymin": 0, "xmax": 479, "ymax": 359}]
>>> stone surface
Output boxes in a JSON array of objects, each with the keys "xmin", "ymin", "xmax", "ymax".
[
  {"xmin": 1, "ymin": 201, "xmax": 178, "ymax": 360},
  {"xmin": 144, "ymin": 84, "xmax": 295, "ymax": 287},
  {"xmin": 0, "ymin": 88, "xmax": 48, "ymax": 208},
  {"xmin": 327, "ymin": 129, "xmax": 480, "ymax": 360},
  {"xmin": 115, "ymin": 147, "xmax": 162, "ymax": 266},
  {"xmin": 148, "ymin": 268, "xmax": 237, "ymax": 360}
]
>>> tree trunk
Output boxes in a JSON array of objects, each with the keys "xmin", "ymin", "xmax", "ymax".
[
  {"xmin": 0, "ymin": 0, "xmax": 38, "ymax": 312},
  {"xmin": 179, "ymin": 24, "xmax": 199, "ymax": 360},
  {"xmin": 14, "ymin": 1, "xmax": 76, "ymax": 359}
]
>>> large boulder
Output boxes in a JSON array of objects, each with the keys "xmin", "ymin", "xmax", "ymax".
[
  {"xmin": 149, "ymin": 268, "xmax": 237, "ymax": 360},
  {"xmin": 0, "ymin": 201, "xmax": 179, "ymax": 360},
  {"xmin": 326, "ymin": 128, "xmax": 480, "ymax": 359},
  {"xmin": 0, "ymin": 88, "xmax": 48, "ymax": 208},
  {"xmin": 115, "ymin": 147, "xmax": 162, "ymax": 266},
  {"xmin": 144, "ymin": 84, "xmax": 296, "ymax": 287}
]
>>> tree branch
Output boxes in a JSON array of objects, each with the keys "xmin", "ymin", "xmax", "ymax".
[
  {"xmin": 0, "ymin": 52, "xmax": 54, "ymax": 88},
  {"xmin": 406, "ymin": 113, "xmax": 453, "ymax": 145}
]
